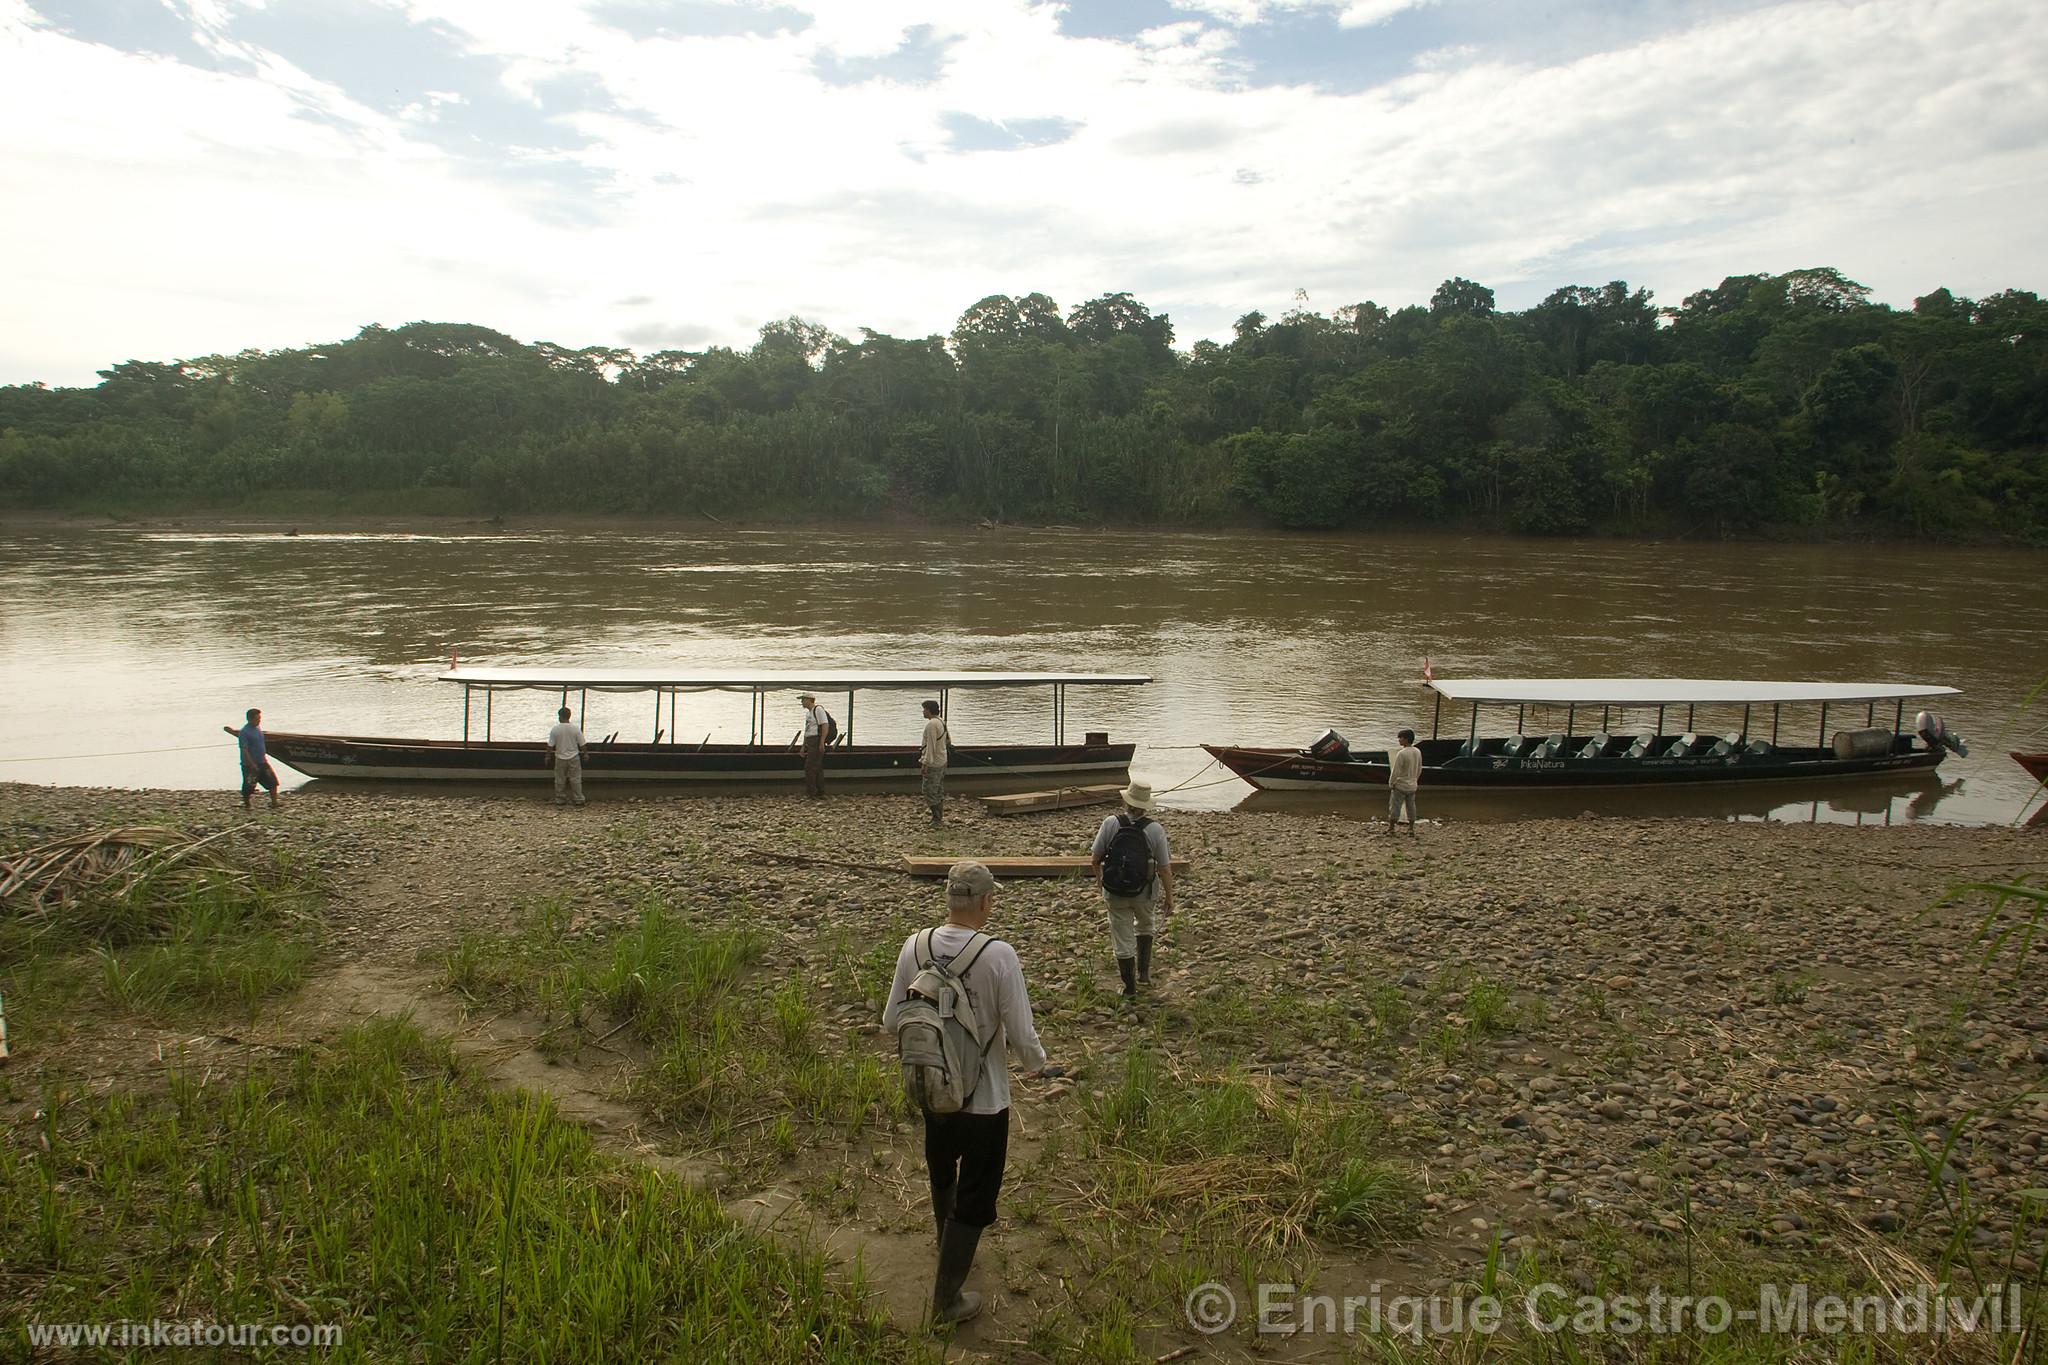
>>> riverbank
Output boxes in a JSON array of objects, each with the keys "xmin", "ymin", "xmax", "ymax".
[
  {"xmin": 4, "ymin": 781, "xmax": 2044, "ymax": 1359},
  {"xmin": 8, "ymin": 501, "xmax": 2045, "ymax": 551}
]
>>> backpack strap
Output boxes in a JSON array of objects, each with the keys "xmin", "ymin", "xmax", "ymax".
[{"xmin": 914, "ymin": 927, "xmax": 938, "ymax": 971}]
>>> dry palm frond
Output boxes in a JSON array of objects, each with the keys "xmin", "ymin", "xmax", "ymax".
[{"xmin": 0, "ymin": 825, "xmax": 279, "ymax": 945}]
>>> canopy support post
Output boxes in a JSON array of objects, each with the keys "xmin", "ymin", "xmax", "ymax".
[
  {"xmin": 1772, "ymin": 704, "xmax": 1780, "ymax": 744},
  {"xmin": 1655, "ymin": 706, "xmax": 1664, "ymax": 737},
  {"xmin": 1818, "ymin": 702, "xmax": 1828, "ymax": 751},
  {"xmin": 486, "ymin": 689, "xmax": 493, "ymax": 741},
  {"xmin": 463, "ymin": 684, "xmax": 471, "ymax": 745},
  {"xmin": 1687, "ymin": 704, "xmax": 1696, "ymax": 731},
  {"xmin": 847, "ymin": 690, "xmax": 854, "ymax": 745},
  {"xmin": 1602, "ymin": 705, "xmax": 1611, "ymax": 730},
  {"xmin": 1868, "ymin": 702, "xmax": 1875, "ymax": 726},
  {"xmin": 580, "ymin": 688, "xmax": 588, "ymax": 728},
  {"xmin": 1896, "ymin": 699, "xmax": 1905, "ymax": 745},
  {"xmin": 1469, "ymin": 704, "xmax": 1479, "ymax": 745},
  {"xmin": 1517, "ymin": 704, "xmax": 1525, "ymax": 734},
  {"xmin": 1741, "ymin": 704, "xmax": 1750, "ymax": 745},
  {"xmin": 1431, "ymin": 692, "xmax": 1442, "ymax": 740},
  {"xmin": 653, "ymin": 690, "xmax": 661, "ymax": 742},
  {"xmin": 1567, "ymin": 704, "xmax": 1575, "ymax": 737}
]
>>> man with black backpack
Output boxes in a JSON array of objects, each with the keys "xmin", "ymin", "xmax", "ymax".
[
  {"xmin": 1089, "ymin": 779, "xmax": 1175, "ymax": 1000},
  {"xmin": 881, "ymin": 860, "xmax": 1052, "ymax": 1327}
]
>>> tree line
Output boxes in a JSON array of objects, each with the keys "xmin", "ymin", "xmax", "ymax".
[{"xmin": 2, "ymin": 267, "xmax": 2044, "ymax": 541}]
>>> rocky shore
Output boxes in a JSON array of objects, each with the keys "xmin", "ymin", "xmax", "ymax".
[{"xmin": 5, "ymin": 779, "xmax": 2045, "ymax": 1300}]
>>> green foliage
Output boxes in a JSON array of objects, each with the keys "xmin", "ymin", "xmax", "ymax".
[
  {"xmin": 0, "ymin": 1019, "xmax": 925, "ymax": 1363},
  {"xmin": 4, "ymin": 271, "xmax": 2044, "ymax": 539}
]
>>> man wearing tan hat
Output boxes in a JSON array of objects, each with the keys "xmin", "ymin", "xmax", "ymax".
[
  {"xmin": 797, "ymin": 691, "xmax": 828, "ymax": 798},
  {"xmin": 1088, "ymin": 779, "xmax": 1175, "ymax": 999},
  {"xmin": 882, "ymin": 860, "xmax": 1052, "ymax": 1326}
]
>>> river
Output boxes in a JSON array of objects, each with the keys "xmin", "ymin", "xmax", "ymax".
[{"xmin": 0, "ymin": 522, "xmax": 2041, "ymax": 825}]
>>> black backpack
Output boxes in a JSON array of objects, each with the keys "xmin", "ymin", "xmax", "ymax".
[
  {"xmin": 1101, "ymin": 814, "xmax": 1155, "ymax": 895},
  {"xmin": 821, "ymin": 711, "xmax": 839, "ymax": 746}
]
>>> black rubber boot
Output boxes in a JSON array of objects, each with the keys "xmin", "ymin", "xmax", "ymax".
[
  {"xmin": 931, "ymin": 1183, "xmax": 955, "ymax": 1242},
  {"xmin": 1117, "ymin": 956, "xmax": 1137, "ymax": 998},
  {"xmin": 931, "ymin": 1219, "xmax": 986, "ymax": 1325},
  {"xmin": 1136, "ymin": 935, "xmax": 1153, "ymax": 984}
]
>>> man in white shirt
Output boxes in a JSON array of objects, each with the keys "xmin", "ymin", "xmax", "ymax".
[
  {"xmin": 1089, "ymin": 780, "xmax": 1174, "ymax": 998},
  {"xmin": 1387, "ymin": 727, "xmax": 1421, "ymax": 836},
  {"xmin": 919, "ymin": 698, "xmax": 950, "ymax": 825},
  {"xmin": 882, "ymin": 861, "xmax": 1051, "ymax": 1326},
  {"xmin": 798, "ymin": 691, "xmax": 827, "ymax": 798},
  {"xmin": 546, "ymin": 706, "xmax": 588, "ymax": 807}
]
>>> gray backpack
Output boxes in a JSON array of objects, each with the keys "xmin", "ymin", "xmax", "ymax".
[{"xmin": 895, "ymin": 929, "xmax": 999, "ymax": 1115}]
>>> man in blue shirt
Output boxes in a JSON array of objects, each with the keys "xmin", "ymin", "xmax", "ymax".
[{"xmin": 222, "ymin": 707, "xmax": 279, "ymax": 810}]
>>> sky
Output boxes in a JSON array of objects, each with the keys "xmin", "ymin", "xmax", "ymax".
[{"xmin": 1, "ymin": 0, "xmax": 2043, "ymax": 388}]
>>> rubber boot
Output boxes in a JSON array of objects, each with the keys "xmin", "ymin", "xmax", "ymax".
[
  {"xmin": 1117, "ymin": 956, "xmax": 1137, "ymax": 998},
  {"xmin": 931, "ymin": 1219, "xmax": 986, "ymax": 1325},
  {"xmin": 1136, "ymin": 935, "xmax": 1153, "ymax": 984},
  {"xmin": 931, "ymin": 1182, "xmax": 955, "ymax": 1242}
]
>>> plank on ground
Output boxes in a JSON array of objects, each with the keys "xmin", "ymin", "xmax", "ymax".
[
  {"xmin": 978, "ymin": 784, "xmax": 1123, "ymax": 815},
  {"xmin": 902, "ymin": 856, "xmax": 1191, "ymax": 879}
]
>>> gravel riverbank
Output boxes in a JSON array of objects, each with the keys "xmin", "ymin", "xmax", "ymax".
[{"xmin": 6, "ymin": 779, "xmax": 2045, "ymax": 1309}]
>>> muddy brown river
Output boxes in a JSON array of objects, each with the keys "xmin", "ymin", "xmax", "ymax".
[{"xmin": 1, "ymin": 523, "xmax": 2041, "ymax": 824}]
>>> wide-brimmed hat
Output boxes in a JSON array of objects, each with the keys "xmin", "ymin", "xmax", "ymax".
[
  {"xmin": 1120, "ymin": 780, "xmax": 1156, "ymax": 811},
  {"xmin": 798, "ymin": 691, "xmax": 816, "ymax": 702},
  {"xmin": 946, "ymin": 860, "xmax": 997, "ymax": 899}
]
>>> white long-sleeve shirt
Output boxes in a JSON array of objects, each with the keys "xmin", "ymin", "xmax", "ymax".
[
  {"xmin": 881, "ymin": 926, "xmax": 1045, "ymax": 1114},
  {"xmin": 920, "ymin": 717, "xmax": 950, "ymax": 768}
]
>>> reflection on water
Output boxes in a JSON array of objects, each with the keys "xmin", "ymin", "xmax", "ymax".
[{"xmin": 0, "ymin": 524, "xmax": 2042, "ymax": 826}]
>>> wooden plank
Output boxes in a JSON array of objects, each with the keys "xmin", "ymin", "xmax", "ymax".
[
  {"xmin": 902, "ymin": 856, "xmax": 1191, "ymax": 879},
  {"xmin": 979, "ymin": 784, "xmax": 1123, "ymax": 815}
]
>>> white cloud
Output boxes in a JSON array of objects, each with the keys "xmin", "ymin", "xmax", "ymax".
[
  {"xmin": 1, "ymin": 0, "xmax": 2044, "ymax": 385},
  {"xmin": 1336, "ymin": 0, "xmax": 1436, "ymax": 27}
]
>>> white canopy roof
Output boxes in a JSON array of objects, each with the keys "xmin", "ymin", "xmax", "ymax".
[
  {"xmin": 1427, "ymin": 678, "xmax": 1960, "ymax": 706},
  {"xmin": 441, "ymin": 668, "xmax": 1151, "ymax": 693}
]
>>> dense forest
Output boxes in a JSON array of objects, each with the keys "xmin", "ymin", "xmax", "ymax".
[{"xmin": 3, "ymin": 267, "xmax": 2044, "ymax": 540}]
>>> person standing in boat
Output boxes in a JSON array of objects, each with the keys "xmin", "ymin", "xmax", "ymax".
[
  {"xmin": 1387, "ymin": 728, "xmax": 1420, "ymax": 836},
  {"xmin": 798, "ymin": 691, "xmax": 828, "ymax": 798},
  {"xmin": 1089, "ymin": 781, "xmax": 1174, "ymax": 999},
  {"xmin": 223, "ymin": 707, "xmax": 279, "ymax": 810},
  {"xmin": 919, "ymin": 699, "xmax": 950, "ymax": 825},
  {"xmin": 547, "ymin": 706, "xmax": 588, "ymax": 807}
]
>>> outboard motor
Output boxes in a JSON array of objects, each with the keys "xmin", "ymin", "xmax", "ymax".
[
  {"xmin": 1915, "ymin": 710, "xmax": 1970, "ymax": 757},
  {"xmin": 1307, "ymin": 728, "xmax": 1351, "ymax": 761}
]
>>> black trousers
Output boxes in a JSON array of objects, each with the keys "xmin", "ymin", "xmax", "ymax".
[
  {"xmin": 240, "ymin": 761, "xmax": 279, "ymax": 798},
  {"xmin": 923, "ymin": 1108, "xmax": 1009, "ymax": 1228}
]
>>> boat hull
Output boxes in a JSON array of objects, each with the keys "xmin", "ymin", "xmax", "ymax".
[
  {"xmin": 268, "ymin": 732, "xmax": 1135, "ymax": 785},
  {"xmin": 2015, "ymin": 752, "xmax": 2048, "ymax": 785},
  {"xmin": 1203, "ymin": 740, "xmax": 1945, "ymax": 791}
]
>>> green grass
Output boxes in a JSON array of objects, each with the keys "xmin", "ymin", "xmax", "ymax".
[
  {"xmin": 439, "ymin": 895, "xmax": 903, "ymax": 1174},
  {"xmin": 1073, "ymin": 1042, "xmax": 1419, "ymax": 1251},
  {"xmin": 1, "ymin": 1018, "xmax": 930, "ymax": 1364},
  {"xmin": 1, "ymin": 839, "xmax": 320, "ymax": 1028}
]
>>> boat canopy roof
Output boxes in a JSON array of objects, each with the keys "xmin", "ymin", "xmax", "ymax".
[
  {"xmin": 441, "ymin": 668, "xmax": 1151, "ymax": 694},
  {"xmin": 1426, "ymin": 678, "xmax": 1961, "ymax": 707}
]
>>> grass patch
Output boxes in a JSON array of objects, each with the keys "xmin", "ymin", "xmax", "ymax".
[
  {"xmin": 1, "ymin": 1017, "xmax": 928, "ymax": 1363},
  {"xmin": 1066, "ymin": 1043, "xmax": 1419, "ymax": 1251},
  {"xmin": 440, "ymin": 896, "xmax": 902, "ymax": 1174},
  {"xmin": 1, "ymin": 827, "xmax": 320, "ymax": 1027}
]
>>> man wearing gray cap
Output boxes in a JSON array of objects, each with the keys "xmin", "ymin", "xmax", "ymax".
[{"xmin": 882, "ymin": 860, "xmax": 1051, "ymax": 1326}]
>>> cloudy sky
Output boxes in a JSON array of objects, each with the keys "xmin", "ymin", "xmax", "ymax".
[{"xmin": 2, "ymin": 0, "xmax": 2042, "ymax": 387}]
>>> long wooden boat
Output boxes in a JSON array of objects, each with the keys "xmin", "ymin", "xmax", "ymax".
[
  {"xmin": 2015, "ymin": 752, "xmax": 2048, "ymax": 786},
  {"xmin": 1205, "ymin": 678, "xmax": 1965, "ymax": 792},
  {"xmin": 268, "ymin": 668, "xmax": 1146, "ymax": 786}
]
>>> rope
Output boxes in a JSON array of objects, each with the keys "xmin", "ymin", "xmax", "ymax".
[
  {"xmin": 1154, "ymin": 750, "xmax": 1304, "ymax": 797},
  {"xmin": 0, "ymin": 742, "xmax": 230, "ymax": 764}
]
